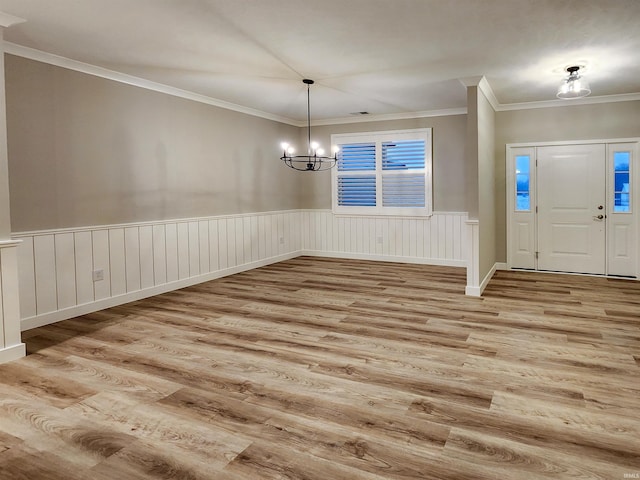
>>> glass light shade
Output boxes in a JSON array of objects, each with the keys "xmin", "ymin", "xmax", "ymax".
[{"xmin": 557, "ymin": 71, "xmax": 591, "ymax": 99}]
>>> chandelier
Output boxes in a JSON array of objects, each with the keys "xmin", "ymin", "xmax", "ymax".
[
  {"xmin": 556, "ymin": 65, "xmax": 591, "ymax": 99},
  {"xmin": 280, "ymin": 79, "xmax": 338, "ymax": 171}
]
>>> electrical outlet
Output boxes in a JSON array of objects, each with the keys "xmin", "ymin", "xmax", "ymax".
[
  {"xmin": 92, "ymin": 269, "xmax": 104, "ymax": 282},
  {"xmin": 279, "ymin": 236, "xmax": 285, "ymax": 244}
]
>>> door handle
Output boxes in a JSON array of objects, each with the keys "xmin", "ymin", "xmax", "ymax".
[{"xmin": 593, "ymin": 214, "xmax": 604, "ymax": 220}]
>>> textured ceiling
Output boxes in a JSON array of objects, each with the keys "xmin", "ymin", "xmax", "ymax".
[{"xmin": 0, "ymin": 0, "xmax": 639, "ymax": 122}]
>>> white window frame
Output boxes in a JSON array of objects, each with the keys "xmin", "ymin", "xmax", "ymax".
[{"xmin": 331, "ymin": 128, "xmax": 433, "ymax": 217}]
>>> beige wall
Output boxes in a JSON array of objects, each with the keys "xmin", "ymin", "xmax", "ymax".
[
  {"xmin": 0, "ymin": 33, "xmax": 11, "ymax": 238},
  {"xmin": 294, "ymin": 115, "xmax": 467, "ymax": 212},
  {"xmin": 13, "ymin": 51, "xmax": 633, "ymax": 274},
  {"xmin": 495, "ymin": 100, "xmax": 640, "ymax": 262},
  {"xmin": 465, "ymin": 88, "xmax": 479, "ymax": 220},
  {"xmin": 477, "ymin": 88, "xmax": 496, "ymax": 280},
  {"xmin": 5, "ymin": 55, "xmax": 301, "ymax": 232}
]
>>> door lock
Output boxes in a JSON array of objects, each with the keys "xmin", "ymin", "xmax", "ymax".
[{"xmin": 597, "ymin": 205, "xmax": 604, "ymax": 210}]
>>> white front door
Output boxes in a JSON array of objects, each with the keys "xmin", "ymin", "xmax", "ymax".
[{"xmin": 537, "ymin": 144, "xmax": 606, "ymax": 274}]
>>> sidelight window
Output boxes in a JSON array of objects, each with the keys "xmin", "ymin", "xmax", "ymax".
[
  {"xmin": 515, "ymin": 155, "xmax": 531, "ymax": 211},
  {"xmin": 613, "ymin": 151, "xmax": 631, "ymax": 213}
]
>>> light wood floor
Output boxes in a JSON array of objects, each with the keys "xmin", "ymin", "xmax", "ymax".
[{"xmin": 1, "ymin": 257, "xmax": 639, "ymax": 479}]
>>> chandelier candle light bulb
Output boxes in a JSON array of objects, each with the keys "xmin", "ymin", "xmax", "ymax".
[{"xmin": 280, "ymin": 79, "xmax": 339, "ymax": 171}]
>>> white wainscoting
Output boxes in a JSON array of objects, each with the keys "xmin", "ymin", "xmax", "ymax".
[
  {"xmin": 301, "ymin": 210, "xmax": 468, "ymax": 267},
  {"xmin": 465, "ymin": 220, "xmax": 481, "ymax": 296},
  {"xmin": 14, "ymin": 209, "xmax": 470, "ymax": 331},
  {"xmin": 14, "ymin": 211, "xmax": 302, "ymax": 331},
  {"xmin": 0, "ymin": 240, "xmax": 26, "ymax": 362}
]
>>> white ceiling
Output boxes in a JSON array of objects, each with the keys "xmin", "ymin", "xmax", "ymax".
[{"xmin": 0, "ymin": 0, "xmax": 639, "ymax": 123}]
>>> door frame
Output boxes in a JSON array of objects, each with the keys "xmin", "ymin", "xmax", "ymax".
[{"xmin": 506, "ymin": 138, "xmax": 640, "ymax": 278}]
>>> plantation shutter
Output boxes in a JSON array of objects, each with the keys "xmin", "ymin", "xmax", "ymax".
[
  {"xmin": 381, "ymin": 140, "xmax": 426, "ymax": 207},
  {"xmin": 331, "ymin": 128, "xmax": 432, "ymax": 216},
  {"xmin": 337, "ymin": 143, "xmax": 376, "ymax": 207}
]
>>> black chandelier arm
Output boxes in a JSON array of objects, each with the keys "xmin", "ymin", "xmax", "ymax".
[
  {"xmin": 280, "ymin": 78, "xmax": 339, "ymax": 172},
  {"xmin": 280, "ymin": 153, "xmax": 337, "ymax": 172}
]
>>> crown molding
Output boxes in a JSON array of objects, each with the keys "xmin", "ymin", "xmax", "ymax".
[
  {"xmin": 495, "ymin": 92, "xmax": 640, "ymax": 111},
  {"xmin": 308, "ymin": 107, "xmax": 468, "ymax": 127},
  {"xmin": 458, "ymin": 76, "xmax": 499, "ymax": 111},
  {"xmin": 458, "ymin": 75, "xmax": 640, "ymax": 111},
  {"xmin": 5, "ymin": 42, "xmax": 467, "ymax": 127},
  {"xmin": 3, "ymin": 42, "xmax": 300, "ymax": 126},
  {"xmin": 4, "ymin": 42, "xmax": 639, "ymax": 127},
  {"xmin": 5, "ymin": 42, "xmax": 466, "ymax": 127},
  {"xmin": 477, "ymin": 77, "xmax": 499, "ymax": 110},
  {"xmin": 458, "ymin": 75, "xmax": 484, "ymax": 88},
  {"xmin": 0, "ymin": 12, "xmax": 25, "ymax": 28}
]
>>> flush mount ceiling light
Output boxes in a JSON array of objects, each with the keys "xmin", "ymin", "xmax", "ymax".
[
  {"xmin": 556, "ymin": 65, "xmax": 591, "ymax": 99},
  {"xmin": 280, "ymin": 79, "xmax": 338, "ymax": 172}
]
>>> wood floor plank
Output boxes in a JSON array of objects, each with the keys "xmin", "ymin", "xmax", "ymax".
[
  {"xmin": 0, "ymin": 386, "xmax": 136, "ymax": 469},
  {"xmin": 489, "ymin": 392, "xmax": 640, "ymax": 459},
  {"xmin": 0, "ymin": 445, "xmax": 95, "ymax": 480},
  {"xmin": 442, "ymin": 427, "xmax": 629, "ymax": 479},
  {"xmin": 0, "ymin": 361, "xmax": 97, "ymax": 408},
  {"xmin": 0, "ymin": 257, "xmax": 638, "ymax": 479},
  {"xmin": 21, "ymin": 352, "xmax": 183, "ymax": 402},
  {"xmin": 68, "ymin": 391, "xmax": 253, "ymax": 470}
]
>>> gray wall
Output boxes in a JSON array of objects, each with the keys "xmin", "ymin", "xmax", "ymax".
[
  {"xmin": 495, "ymin": 100, "xmax": 640, "ymax": 262},
  {"xmin": 294, "ymin": 115, "xmax": 467, "ymax": 212},
  {"xmin": 477, "ymin": 88, "xmax": 496, "ymax": 280},
  {"xmin": 9, "ymin": 52, "xmax": 636, "ymax": 271},
  {"xmin": 5, "ymin": 55, "xmax": 301, "ymax": 232},
  {"xmin": 465, "ymin": 88, "xmax": 479, "ymax": 220},
  {"xmin": 0, "ymin": 33, "xmax": 11, "ymax": 238}
]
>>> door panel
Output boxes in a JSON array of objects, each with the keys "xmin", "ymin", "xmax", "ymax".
[
  {"xmin": 537, "ymin": 144, "xmax": 606, "ymax": 274},
  {"xmin": 508, "ymin": 147, "xmax": 536, "ymax": 269},
  {"xmin": 607, "ymin": 143, "xmax": 637, "ymax": 277}
]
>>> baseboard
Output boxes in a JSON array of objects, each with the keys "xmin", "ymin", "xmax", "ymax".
[
  {"xmin": 478, "ymin": 262, "xmax": 500, "ymax": 295},
  {"xmin": 20, "ymin": 252, "xmax": 300, "ymax": 331},
  {"xmin": 465, "ymin": 285, "xmax": 482, "ymax": 296},
  {"xmin": 302, "ymin": 250, "xmax": 467, "ymax": 268},
  {"xmin": 0, "ymin": 343, "xmax": 26, "ymax": 363},
  {"xmin": 465, "ymin": 262, "xmax": 500, "ymax": 297},
  {"xmin": 20, "ymin": 244, "xmax": 470, "ymax": 331}
]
